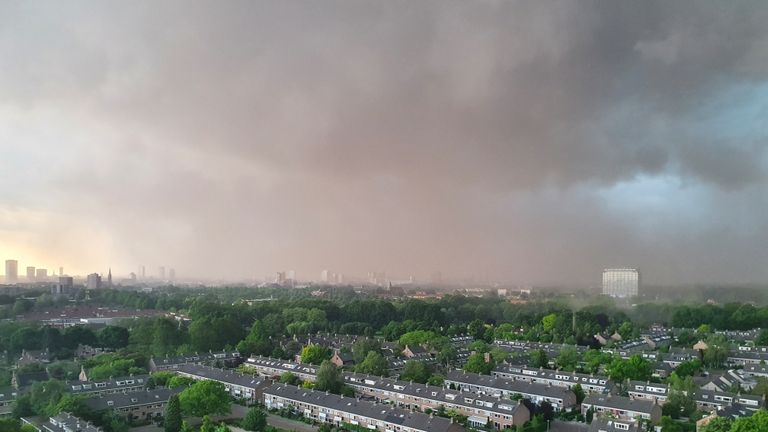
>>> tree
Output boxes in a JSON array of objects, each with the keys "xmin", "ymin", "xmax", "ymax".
[
  {"xmin": 98, "ymin": 326, "xmax": 129, "ymax": 349},
  {"xmin": 541, "ymin": 314, "xmax": 557, "ymax": 332},
  {"xmin": 400, "ymin": 361, "xmax": 432, "ymax": 384},
  {"xmin": 241, "ymin": 407, "xmax": 267, "ymax": 432},
  {"xmin": 300, "ymin": 345, "xmax": 330, "ymax": 365},
  {"xmin": 314, "ymin": 361, "xmax": 343, "ymax": 394},
  {"xmin": 355, "ymin": 352, "xmax": 388, "ymax": 376},
  {"xmin": 199, "ymin": 416, "xmax": 215, "ymax": 432},
  {"xmin": 663, "ymin": 374, "xmax": 696, "ymax": 419},
  {"xmin": 731, "ymin": 409, "xmax": 768, "ymax": 432},
  {"xmin": 756, "ymin": 329, "xmax": 768, "ymax": 346},
  {"xmin": 179, "ymin": 380, "xmax": 231, "ymax": 417},
  {"xmin": 280, "ymin": 372, "xmax": 300, "ymax": 385},
  {"xmin": 468, "ymin": 320, "xmax": 487, "ymax": 340},
  {"xmin": 572, "ymin": 384, "xmax": 586, "ymax": 405},
  {"xmin": 674, "ymin": 359, "xmax": 702, "ymax": 378},
  {"xmin": 699, "ymin": 417, "xmax": 732, "ymax": 432},
  {"xmin": 352, "ymin": 338, "xmax": 381, "ymax": 364},
  {"xmin": 164, "ymin": 394, "xmax": 182, "ymax": 432},
  {"xmin": 606, "ymin": 355, "xmax": 651, "ymax": 383},
  {"xmin": 555, "ymin": 347, "xmax": 580, "ymax": 372},
  {"xmin": 529, "ymin": 349, "xmax": 548, "ymax": 369},
  {"xmin": 464, "ymin": 353, "xmax": 494, "ymax": 375}
]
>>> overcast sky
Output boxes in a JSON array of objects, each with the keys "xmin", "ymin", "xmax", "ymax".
[{"xmin": 1, "ymin": 1, "xmax": 767, "ymax": 284}]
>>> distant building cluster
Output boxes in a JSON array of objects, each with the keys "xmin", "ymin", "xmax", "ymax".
[{"xmin": 602, "ymin": 268, "xmax": 640, "ymax": 298}]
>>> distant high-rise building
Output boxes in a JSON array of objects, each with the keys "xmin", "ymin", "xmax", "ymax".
[
  {"xmin": 26, "ymin": 266, "xmax": 36, "ymax": 280},
  {"xmin": 5, "ymin": 260, "xmax": 18, "ymax": 283},
  {"xmin": 59, "ymin": 266, "xmax": 63, "ymax": 276},
  {"xmin": 107, "ymin": 268, "xmax": 112, "ymax": 287},
  {"xmin": 35, "ymin": 269, "xmax": 48, "ymax": 280},
  {"xmin": 158, "ymin": 266, "xmax": 165, "ymax": 280},
  {"xmin": 275, "ymin": 271, "xmax": 286, "ymax": 285},
  {"xmin": 86, "ymin": 273, "xmax": 102, "ymax": 290},
  {"xmin": 602, "ymin": 268, "xmax": 640, "ymax": 298},
  {"xmin": 168, "ymin": 268, "xmax": 175, "ymax": 281},
  {"xmin": 52, "ymin": 276, "xmax": 74, "ymax": 298},
  {"xmin": 140, "ymin": 265, "xmax": 146, "ymax": 279},
  {"xmin": 321, "ymin": 270, "xmax": 330, "ymax": 283}
]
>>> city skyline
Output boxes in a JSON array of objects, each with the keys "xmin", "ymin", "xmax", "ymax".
[{"xmin": 2, "ymin": 2, "xmax": 768, "ymax": 285}]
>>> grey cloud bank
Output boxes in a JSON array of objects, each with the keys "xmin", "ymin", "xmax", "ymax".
[{"xmin": 0, "ymin": 1, "xmax": 767, "ymax": 284}]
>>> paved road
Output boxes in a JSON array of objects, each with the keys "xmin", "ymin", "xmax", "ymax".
[{"xmin": 266, "ymin": 415, "xmax": 318, "ymax": 432}]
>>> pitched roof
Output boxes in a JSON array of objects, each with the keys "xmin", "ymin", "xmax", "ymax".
[{"xmin": 265, "ymin": 384, "xmax": 463, "ymax": 432}]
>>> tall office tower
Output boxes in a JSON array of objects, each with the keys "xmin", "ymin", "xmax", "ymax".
[
  {"xmin": 107, "ymin": 268, "xmax": 112, "ymax": 287},
  {"xmin": 26, "ymin": 266, "xmax": 36, "ymax": 280},
  {"xmin": 602, "ymin": 268, "xmax": 640, "ymax": 298},
  {"xmin": 140, "ymin": 266, "xmax": 146, "ymax": 279},
  {"xmin": 275, "ymin": 271, "xmax": 286, "ymax": 285},
  {"xmin": 59, "ymin": 267, "xmax": 63, "ymax": 276},
  {"xmin": 35, "ymin": 269, "xmax": 48, "ymax": 280},
  {"xmin": 321, "ymin": 269, "xmax": 330, "ymax": 283},
  {"xmin": 158, "ymin": 266, "xmax": 165, "ymax": 280},
  {"xmin": 168, "ymin": 268, "xmax": 175, "ymax": 281},
  {"xmin": 86, "ymin": 273, "xmax": 102, "ymax": 290},
  {"xmin": 52, "ymin": 276, "xmax": 74, "ymax": 298},
  {"xmin": 5, "ymin": 260, "xmax": 18, "ymax": 283}
]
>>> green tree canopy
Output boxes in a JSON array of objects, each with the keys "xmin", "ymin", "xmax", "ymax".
[
  {"xmin": 314, "ymin": 361, "xmax": 343, "ymax": 394},
  {"xmin": 179, "ymin": 380, "xmax": 231, "ymax": 417},
  {"xmin": 241, "ymin": 407, "xmax": 267, "ymax": 432}
]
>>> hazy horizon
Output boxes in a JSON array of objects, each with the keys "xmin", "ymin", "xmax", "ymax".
[{"xmin": 1, "ymin": 1, "xmax": 768, "ymax": 285}]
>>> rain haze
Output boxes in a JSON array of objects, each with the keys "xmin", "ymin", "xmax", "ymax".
[{"xmin": 1, "ymin": 1, "xmax": 768, "ymax": 285}]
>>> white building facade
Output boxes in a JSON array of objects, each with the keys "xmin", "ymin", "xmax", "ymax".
[{"xmin": 602, "ymin": 269, "xmax": 639, "ymax": 298}]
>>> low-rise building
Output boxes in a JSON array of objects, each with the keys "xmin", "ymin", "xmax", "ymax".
[
  {"xmin": 588, "ymin": 417, "xmax": 640, "ymax": 432},
  {"xmin": 175, "ymin": 364, "xmax": 270, "ymax": 404},
  {"xmin": 83, "ymin": 388, "xmax": 181, "ymax": 422},
  {"xmin": 581, "ymin": 395, "xmax": 662, "ymax": 425},
  {"xmin": 492, "ymin": 365, "xmax": 611, "ymax": 394},
  {"xmin": 331, "ymin": 351, "xmax": 355, "ymax": 368},
  {"xmin": 343, "ymin": 373, "xmax": 529, "ymax": 430},
  {"xmin": 149, "ymin": 351, "xmax": 242, "ymax": 371},
  {"xmin": 0, "ymin": 387, "xmax": 17, "ymax": 416},
  {"xmin": 245, "ymin": 356, "xmax": 319, "ymax": 382},
  {"xmin": 22, "ymin": 413, "xmax": 101, "ymax": 432},
  {"xmin": 66, "ymin": 375, "xmax": 149, "ymax": 397},
  {"xmin": 264, "ymin": 384, "xmax": 465, "ymax": 432},
  {"xmin": 444, "ymin": 370, "xmax": 577, "ymax": 411}
]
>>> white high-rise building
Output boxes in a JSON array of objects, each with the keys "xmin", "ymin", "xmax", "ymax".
[{"xmin": 602, "ymin": 268, "xmax": 640, "ymax": 298}]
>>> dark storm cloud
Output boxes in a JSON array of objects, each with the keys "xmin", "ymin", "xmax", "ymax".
[{"xmin": 1, "ymin": 0, "xmax": 767, "ymax": 283}]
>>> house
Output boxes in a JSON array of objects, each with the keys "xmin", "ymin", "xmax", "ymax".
[
  {"xmin": 627, "ymin": 381, "xmax": 668, "ymax": 403},
  {"xmin": 263, "ymin": 384, "xmax": 465, "ymax": 432},
  {"xmin": 21, "ymin": 412, "xmax": 101, "ymax": 432},
  {"xmin": 331, "ymin": 351, "xmax": 355, "ymax": 368},
  {"xmin": 12, "ymin": 370, "xmax": 50, "ymax": 390},
  {"xmin": 444, "ymin": 370, "xmax": 578, "ymax": 411},
  {"xmin": 343, "ymin": 373, "xmax": 529, "ymax": 430},
  {"xmin": 492, "ymin": 365, "xmax": 612, "ymax": 394},
  {"xmin": 403, "ymin": 345, "xmax": 428, "ymax": 358},
  {"xmin": 244, "ymin": 356, "xmax": 319, "ymax": 382},
  {"xmin": 581, "ymin": 395, "xmax": 662, "ymax": 424},
  {"xmin": 588, "ymin": 417, "xmax": 640, "ymax": 432},
  {"xmin": 65, "ymin": 374, "xmax": 150, "ymax": 397},
  {"xmin": 17, "ymin": 349, "xmax": 51, "ymax": 367},
  {"xmin": 148, "ymin": 350, "xmax": 242, "ymax": 371},
  {"xmin": 83, "ymin": 388, "xmax": 182, "ymax": 422},
  {"xmin": 175, "ymin": 364, "xmax": 270, "ymax": 404},
  {"xmin": 75, "ymin": 344, "xmax": 110, "ymax": 359},
  {"xmin": 0, "ymin": 387, "xmax": 17, "ymax": 416}
]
